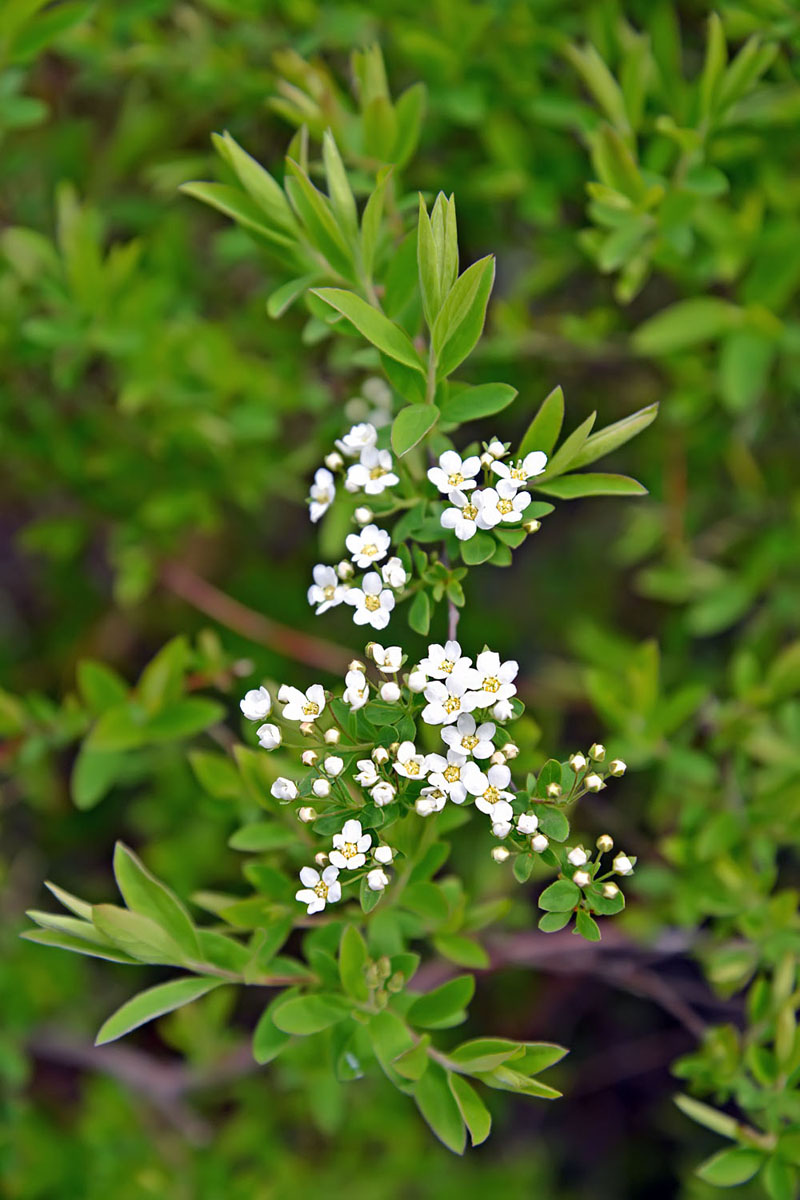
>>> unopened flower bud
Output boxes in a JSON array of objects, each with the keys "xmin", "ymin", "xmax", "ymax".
[
  {"xmin": 380, "ymin": 682, "xmax": 401, "ymax": 703},
  {"xmin": 613, "ymin": 853, "xmax": 634, "ymax": 876},
  {"xmin": 546, "ymin": 782, "xmax": 562, "ymax": 799},
  {"xmin": 585, "ymin": 773, "xmax": 604, "ymax": 792},
  {"xmin": 337, "ymin": 560, "xmax": 354, "ymax": 580},
  {"xmin": 480, "ymin": 452, "xmax": 494, "ymax": 467},
  {"xmin": 372, "ymin": 746, "xmax": 390, "ymax": 765},
  {"xmin": 312, "ymin": 778, "xmax": 331, "ymax": 798},
  {"xmin": 323, "ymin": 756, "xmax": 344, "ymax": 776},
  {"xmin": 299, "ymin": 721, "xmax": 315, "ymax": 737},
  {"xmin": 490, "ymin": 750, "xmax": 507, "ymax": 766},
  {"xmin": 589, "ymin": 742, "xmax": 606, "ymax": 761},
  {"xmin": 388, "ymin": 742, "xmax": 399, "ymax": 756},
  {"xmin": 354, "ymin": 506, "xmax": 373, "ymax": 525},
  {"xmin": 523, "ymin": 518, "xmax": 541, "ymax": 534},
  {"xmin": 407, "ymin": 669, "xmax": 427, "ymax": 693},
  {"xmin": 531, "ymin": 833, "xmax": 549, "ymax": 853},
  {"xmin": 301, "ymin": 750, "xmax": 318, "ymax": 767},
  {"xmin": 491, "ymin": 846, "xmax": 510, "ymax": 863},
  {"xmin": 324, "ymin": 451, "xmax": 344, "ymax": 471},
  {"xmin": 314, "ymin": 851, "xmax": 328, "ymax": 866},
  {"xmin": 348, "ymin": 659, "xmax": 365, "ymax": 674},
  {"xmin": 567, "ymin": 846, "xmax": 588, "ymax": 867},
  {"xmin": 298, "ymin": 806, "xmax": 316, "ymax": 823},
  {"xmin": 602, "ymin": 882, "xmax": 620, "ymax": 899},
  {"xmin": 487, "ymin": 439, "xmax": 506, "ymax": 458},
  {"xmin": 609, "ymin": 759, "xmax": 627, "ymax": 776},
  {"xmin": 501, "ymin": 742, "xmax": 519, "ymax": 760},
  {"xmin": 372, "ymin": 781, "xmax": 395, "ymax": 807},
  {"xmin": 256, "ymin": 723, "xmax": 281, "ymax": 750},
  {"xmin": 596, "ymin": 834, "xmax": 614, "ymax": 853},
  {"xmin": 373, "ymin": 845, "xmax": 393, "ymax": 865},
  {"xmin": 271, "ymin": 777, "xmax": 297, "ymax": 801},
  {"xmin": 492, "ymin": 821, "xmax": 512, "ymax": 838},
  {"xmin": 517, "ymin": 813, "xmax": 539, "ymax": 834},
  {"xmin": 573, "ymin": 869, "xmax": 591, "ymax": 887},
  {"xmin": 324, "ymin": 727, "xmax": 341, "ymax": 745},
  {"xmin": 569, "ymin": 752, "xmax": 587, "ymax": 772},
  {"xmin": 367, "ymin": 868, "xmax": 389, "ymax": 892}
]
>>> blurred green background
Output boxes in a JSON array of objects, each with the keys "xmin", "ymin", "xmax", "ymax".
[{"xmin": 2, "ymin": 1, "xmax": 800, "ymax": 1196}]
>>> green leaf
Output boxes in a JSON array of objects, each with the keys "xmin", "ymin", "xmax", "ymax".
[
  {"xmin": 461, "ymin": 531, "xmax": 495, "ymax": 565},
  {"xmin": 368, "ymin": 1009, "xmax": 416, "ymax": 1081},
  {"xmin": 213, "ymin": 133, "xmax": 297, "ymax": 235},
  {"xmin": 271, "ymin": 993, "xmax": 349, "ymax": 1035},
  {"xmin": 413, "ymin": 1062, "xmax": 467, "ymax": 1154},
  {"xmin": 417, "ymin": 195, "xmax": 441, "ymax": 327},
  {"xmin": 180, "ymin": 182, "xmax": 293, "ymax": 247},
  {"xmin": 450, "ymin": 1039, "xmax": 524, "ymax": 1073},
  {"xmin": 432, "ymin": 934, "xmax": 489, "ymax": 969},
  {"xmin": 513, "ymin": 854, "xmax": 535, "ymax": 883},
  {"xmin": 361, "ymin": 166, "xmax": 392, "ymax": 278},
  {"xmin": 535, "ymin": 473, "xmax": 647, "ymax": 499},
  {"xmin": 408, "ymin": 976, "xmax": 475, "ymax": 1030},
  {"xmin": 569, "ymin": 403, "xmax": 658, "ymax": 469},
  {"xmin": 392, "ymin": 82, "xmax": 426, "ymax": 167},
  {"xmin": 91, "ymin": 904, "xmax": 185, "ymax": 965},
  {"xmin": 312, "ymin": 288, "xmax": 424, "ymax": 371},
  {"xmin": 71, "ymin": 746, "xmax": 126, "ymax": 810},
  {"xmin": 538, "ymin": 411, "xmax": 596, "ymax": 479},
  {"xmin": 113, "ymin": 844, "xmax": 201, "ymax": 960},
  {"xmin": 76, "ymin": 661, "xmax": 128, "ymax": 713},
  {"xmin": 519, "ymin": 386, "xmax": 564, "ymax": 457},
  {"xmin": 228, "ymin": 823, "xmax": 296, "ymax": 852},
  {"xmin": 408, "ymin": 591, "xmax": 432, "ymax": 636},
  {"xmin": 538, "ymin": 911, "xmax": 572, "ymax": 932},
  {"xmin": 145, "ymin": 697, "xmax": 224, "ymax": 741},
  {"xmin": 696, "ymin": 1147, "xmax": 764, "ymax": 1187},
  {"xmin": 575, "ymin": 909, "xmax": 601, "ymax": 941},
  {"xmin": 252, "ymin": 996, "xmax": 293, "ymax": 1064},
  {"xmin": 322, "ymin": 130, "xmax": 358, "ymax": 238},
  {"xmin": 266, "ymin": 274, "xmax": 319, "ymax": 319},
  {"xmin": 392, "ymin": 404, "xmax": 439, "ymax": 456},
  {"xmin": 538, "ymin": 880, "xmax": 580, "ymax": 912},
  {"xmin": 448, "ymin": 1073, "xmax": 491, "ymax": 1147},
  {"xmin": 440, "ymin": 382, "xmax": 517, "ymax": 425},
  {"xmin": 20, "ymin": 927, "xmax": 139, "ymax": 965},
  {"xmin": 673, "ymin": 1095, "xmax": 740, "ymax": 1140},
  {"xmin": 339, "ymin": 925, "xmax": 369, "ymax": 1003},
  {"xmin": 285, "ymin": 159, "xmax": 353, "ymax": 274},
  {"xmin": 433, "ymin": 256, "xmax": 495, "ymax": 379},
  {"xmin": 763, "ymin": 1157, "xmax": 797, "ymax": 1200},
  {"xmin": 96, "ymin": 976, "xmax": 223, "ymax": 1045},
  {"xmin": 633, "ymin": 298, "xmax": 742, "ymax": 355},
  {"xmin": 189, "ymin": 750, "xmax": 240, "ymax": 799},
  {"xmin": 393, "ymin": 1037, "xmax": 431, "ymax": 1081},
  {"xmin": 44, "ymin": 881, "xmax": 92, "ymax": 920}
]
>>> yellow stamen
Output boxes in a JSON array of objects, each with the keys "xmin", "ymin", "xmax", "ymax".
[
  {"xmin": 483, "ymin": 676, "xmax": 501, "ymax": 693},
  {"xmin": 364, "ymin": 594, "xmax": 381, "ymax": 611},
  {"xmin": 461, "ymin": 734, "xmax": 479, "ymax": 751},
  {"xmin": 443, "ymin": 764, "xmax": 461, "ymax": 783},
  {"xmin": 444, "ymin": 696, "xmax": 461, "ymax": 714},
  {"xmin": 303, "ymin": 701, "xmax": 320, "ymax": 716}
]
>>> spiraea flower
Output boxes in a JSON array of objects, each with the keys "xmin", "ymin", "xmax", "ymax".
[
  {"xmin": 343, "ymin": 667, "xmax": 369, "ymax": 710},
  {"xmin": 336, "ymin": 422, "xmax": 378, "ymax": 457},
  {"xmin": 421, "ymin": 669, "xmax": 480, "ymax": 726},
  {"xmin": 425, "ymin": 748, "xmax": 469, "ymax": 803},
  {"xmin": 279, "ymin": 683, "xmax": 327, "ymax": 722},
  {"xmin": 441, "ymin": 713, "xmax": 496, "ymax": 759},
  {"xmin": 256, "ymin": 723, "xmax": 281, "ymax": 750},
  {"xmin": 240, "ymin": 686, "xmax": 272, "ymax": 722},
  {"xmin": 309, "ymin": 467, "xmax": 336, "ymax": 523},
  {"xmin": 372, "ymin": 781, "xmax": 396, "ymax": 807},
  {"xmin": 491, "ymin": 450, "xmax": 547, "ymax": 489},
  {"xmin": 345, "ymin": 572, "xmax": 395, "ymax": 629},
  {"xmin": 417, "ymin": 786, "xmax": 447, "ymax": 815},
  {"xmin": 471, "ymin": 650, "xmax": 519, "ymax": 707},
  {"xmin": 307, "ymin": 564, "xmax": 346, "ymax": 614},
  {"xmin": 345, "ymin": 524, "xmax": 391, "ymax": 568},
  {"xmin": 463, "ymin": 761, "xmax": 514, "ymax": 813},
  {"xmin": 367, "ymin": 868, "xmax": 389, "ymax": 891},
  {"xmin": 428, "ymin": 450, "xmax": 481, "ymax": 495},
  {"xmin": 381, "ymin": 557, "xmax": 407, "ymax": 589},
  {"xmin": 329, "ymin": 819, "xmax": 372, "ymax": 870},
  {"xmin": 272, "ymin": 777, "xmax": 298, "ymax": 801},
  {"xmin": 517, "ymin": 812, "xmax": 539, "ymax": 834},
  {"xmin": 419, "ymin": 640, "xmax": 472, "ymax": 680},
  {"xmin": 479, "ymin": 480, "xmax": 532, "ymax": 524},
  {"xmin": 370, "ymin": 644, "xmax": 403, "ymax": 672},
  {"xmin": 295, "ymin": 865, "xmax": 342, "ymax": 914},
  {"xmin": 440, "ymin": 489, "xmax": 493, "ymax": 540},
  {"xmin": 354, "ymin": 758, "xmax": 379, "ymax": 787},
  {"xmin": 345, "ymin": 446, "xmax": 399, "ymax": 495},
  {"xmin": 393, "ymin": 741, "xmax": 429, "ymax": 780}
]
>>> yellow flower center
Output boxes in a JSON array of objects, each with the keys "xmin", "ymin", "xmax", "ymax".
[
  {"xmin": 483, "ymin": 786, "xmax": 501, "ymax": 804},
  {"xmin": 483, "ymin": 676, "xmax": 501, "ymax": 693},
  {"xmin": 448, "ymin": 472, "xmax": 464, "ymax": 487},
  {"xmin": 370, "ymin": 466, "xmax": 387, "ymax": 480},
  {"xmin": 461, "ymin": 734, "xmax": 479, "ymax": 751},
  {"xmin": 313, "ymin": 881, "xmax": 329, "ymax": 898},
  {"xmin": 365, "ymin": 594, "xmax": 381, "ymax": 611},
  {"xmin": 405, "ymin": 760, "xmax": 420, "ymax": 776},
  {"xmin": 303, "ymin": 700, "xmax": 320, "ymax": 716},
  {"xmin": 510, "ymin": 465, "xmax": 527, "ymax": 481},
  {"xmin": 443, "ymin": 764, "xmax": 461, "ymax": 783},
  {"xmin": 444, "ymin": 696, "xmax": 461, "ymax": 714},
  {"xmin": 342, "ymin": 842, "xmax": 359, "ymax": 859},
  {"xmin": 323, "ymin": 584, "xmax": 336, "ymax": 600},
  {"xmin": 362, "ymin": 543, "xmax": 378, "ymax": 556},
  {"xmin": 497, "ymin": 499, "xmax": 514, "ymax": 515},
  {"xmin": 462, "ymin": 503, "xmax": 478, "ymax": 521},
  {"xmin": 440, "ymin": 658, "xmax": 455, "ymax": 674}
]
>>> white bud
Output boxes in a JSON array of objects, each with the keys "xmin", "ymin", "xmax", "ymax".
[
  {"xmin": 372, "ymin": 746, "xmax": 390, "ymax": 765},
  {"xmin": 373, "ymin": 845, "xmax": 393, "ymax": 865},
  {"xmin": 492, "ymin": 698, "xmax": 514, "ymax": 722},
  {"xmin": 324, "ymin": 451, "xmax": 344, "ymax": 471},
  {"xmin": 367, "ymin": 868, "xmax": 389, "ymax": 892},
  {"xmin": 348, "ymin": 659, "xmax": 366, "ymax": 674},
  {"xmin": 602, "ymin": 882, "xmax": 620, "ymax": 899},
  {"xmin": 613, "ymin": 853, "xmax": 634, "ymax": 876},
  {"xmin": 298, "ymin": 806, "xmax": 316, "ymax": 823},
  {"xmin": 354, "ymin": 506, "xmax": 373, "ymax": 525},
  {"xmin": 609, "ymin": 759, "xmax": 627, "ymax": 776},
  {"xmin": 596, "ymin": 834, "xmax": 614, "ymax": 853},
  {"xmin": 314, "ymin": 851, "xmax": 328, "ymax": 867},
  {"xmin": 301, "ymin": 750, "xmax": 318, "ymax": 767},
  {"xmin": 336, "ymin": 560, "xmax": 354, "ymax": 580},
  {"xmin": 569, "ymin": 752, "xmax": 587, "ymax": 772},
  {"xmin": 523, "ymin": 518, "xmax": 541, "ymax": 534},
  {"xmin": 312, "ymin": 778, "xmax": 331, "ymax": 798},
  {"xmin": 271, "ymin": 777, "xmax": 297, "ymax": 801},
  {"xmin": 415, "ymin": 796, "xmax": 438, "ymax": 817},
  {"xmin": 299, "ymin": 721, "xmax": 315, "ymax": 737},
  {"xmin": 240, "ymin": 686, "xmax": 272, "ymax": 722},
  {"xmin": 380, "ymin": 682, "xmax": 401, "ymax": 703},
  {"xmin": 546, "ymin": 782, "xmax": 562, "ymax": 799},
  {"xmin": 501, "ymin": 742, "xmax": 519, "ymax": 760},
  {"xmin": 589, "ymin": 742, "xmax": 606, "ymax": 761},
  {"xmin": 490, "ymin": 750, "xmax": 507, "ymax": 766},
  {"xmin": 517, "ymin": 813, "xmax": 539, "ymax": 834},
  {"xmin": 531, "ymin": 833, "xmax": 549, "ymax": 853},
  {"xmin": 256, "ymin": 723, "xmax": 281, "ymax": 750},
  {"xmin": 372, "ymin": 781, "xmax": 396, "ymax": 807},
  {"xmin": 492, "ymin": 821, "xmax": 512, "ymax": 839},
  {"xmin": 491, "ymin": 846, "xmax": 511, "ymax": 863},
  {"xmin": 573, "ymin": 869, "xmax": 591, "ymax": 888},
  {"xmin": 487, "ymin": 439, "xmax": 506, "ymax": 458},
  {"xmin": 480, "ymin": 451, "xmax": 494, "ymax": 467},
  {"xmin": 567, "ymin": 846, "xmax": 588, "ymax": 867},
  {"xmin": 323, "ymin": 756, "xmax": 344, "ymax": 777},
  {"xmin": 407, "ymin": 669, "xmax": 427, "ymax": 693},
  {"xmin": 585, "ymin": 773, "xmax": 604, "ymax": 792},
  {"xmin": 324, "ymin": 728, "xmax": 341, "ymax": 745}
]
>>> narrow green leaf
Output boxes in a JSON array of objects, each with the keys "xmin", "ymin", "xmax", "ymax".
[
  {"xmin": 91, "ymin": 904, "xmax": 185, "ymax": 965},
  {"xmin": 534, "ymin": 473, "xmax": 647, "ymax": 499},
  {"xmin": 76, "ymin": 661, "xmax": 128, "ymax": 712},
  {"xmin": 21, "ymin": 928, "xmax": 139, "ymax": 964},
  {"xmin": 214, "ymin": 132, "xmax": 297, "ymax": 235},
  {"xmin": 519, "ymin": 386, "xmax": 564, "ymax": 458},
  {"xmin": 408, "ymin": 975, "xmax": 475, "ymax": 1030},
  {"xmin": 285, "ymin": 159, "xmax": 353, "ymax": 275},
  {"xmin": 180, "ymin": 182, "xmax": 294, "ymax": 248},
  {"xmin": 696, "ymin": 1147, "xmax": 764, "ymax": 1187},
  {"xmin": 448, "ymin": 1073, "xmax": 491, "ymax": 1146},
  {"xmin": 538, "ymin": 411, "xmax": 596, "ymax": 479},
  {"xmin": 113, "ymin": 843, "xmax": 201, "ymax": 960},
  {"xmin": 413, "ymin": 1062, "xmax": 467, "ymax": 1154},
  {"xmin": 433, "ymin": 256, "xmax": 495, "ymax": 379},
  {"xmin": 392, "ymin": 403, "xmax": 439, "ymax": 456},
  {"xmin": 96, "ymin": 976, "xmax": 223, "ymax": 1045},
  {"xmin": 361, "ymin": 166, "xmax": 392, "ymax": 278},
  {"xmin": 339, "ymin": 925, "xmax": 370, "ymax": 1003},
  {"xmin": 569, "ymin": 403, "xmax": 658, "ymax": 469},
  {"xmin": 312, "ymin": 287, "xmax": 424, "ymax": 371},
  {"xmin": 633, "ymin": 298, "xmax": 741, "ymax": 355},
  {"xmin": 417, "ymin": 195, "xmax": 441, "ymax": 327},
  {"xmin": 322, "ymin": 130, "xmax": 358, "ymax": 238}
]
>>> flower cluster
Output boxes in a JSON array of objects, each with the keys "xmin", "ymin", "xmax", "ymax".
[{"xmin": 431, "ymin": 447, "xmax": 547, "ymax": 541}]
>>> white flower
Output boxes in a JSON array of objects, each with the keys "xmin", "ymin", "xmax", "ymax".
[
  {"xmin": 309, "ymin": 467, "xmax": 336, "ymax": 523},
  {"xmin": 344, "ymin": 572, "xmax": 395, "ymax": 630},
  {"xmin": 345, "ymin": 447, "xmax": 399, "ymax": 495},
  {"xmin": 492, "ymin": 820, "xmax": 512, "ymax": 838},
  {"xmin": 487, "ymin": 439, "xmax": 506, "ymax": 459},
  {"xmin": 492, "ymin": 451, "xmax": 547, "ymax": 489},
  {"xmin": 295, "ymin": 865, "xmax": 341, "ymax": 915},
  {"xmin": 517, "ymin": 812, "xmax": 539, "ymax": 835},
  {"xmin": 343, "ymin": 668, "xmax": 369, "ymax": 710},
  {"xmin": 573, "ymin": 869, "xmax": 591, "ymax": 888},
  {"xmin": 330, "ymin": 819, "xmax": 372, "ymax": 870},
  {"xmin": 441, "ymin": 714, "xmax": 496, "ymax": 760},
  {"xmin": 367, "ymin": 867, "xmax": 389, "ymax": 891},
  {"xmin": 480, "ymin": 480, "xmax": 531, "ymax": 524},
  {"xmin": 421, "ymin": 668, "xmax": 481, "ymax": 726},
  {"xmin": 417, "ymin": 787, "xmax": 447, "ymax": 815},
  {"xmin": 567, "ymin": 846, "xmax": 588, "ymax": 867},
  {"xmin": 425, "ymin": 749, "xmax": 469, "ymax": 804},
  {"xmin": 380, "ymin": 682, "xmax": 401, "ymax": 702},
  {"xmin": 462, "ymin": 762, "xmax": 514, "ymax": 813},
  {"xmin": 312, "ymin": 778, "xmax": 331, "ymax": 798},
  {"xmin": 471, "ymin": 650, "xmax": 518, "ymax": 708},
  {"xmin": 371, "ymin": 644, "xmax": 403, "ymax": 672},
  {"xmin": 440, "ymin": 489, "xmax": 494, "ymax": 540},
  {"xmin": 419, "ymin": 640, "xmax": 472, "ymax": 680},
  {"xmin": 613, "ymin": 853, "xmax": 634, "ymax": 876},
  {"xmin": 336, "ymin": 422, "xmax": 378, "ymax": 457},
  {"xmin": 355, "ymin": 758, "xmax": 379, "ymax": 787},
  {"xmin": 240, "ymin": 687, "xmax": 272, "ymax": 722},
  {"xmin": 393, "ymin": 741, "xmax": 429, "ymax": 781},
  {"xmin": 407, "ymin": 668, "xmax": 427, "ymax": 693},
  {"xmin": 278, "ymin": 683, "xmax": 326, "ymax": 722},
  {"xmin": 372, "ymin": 781, "xmax": 396, "ymax": 807},
  {"xmin": 427, "ymin": 450, "xmax": 481, "ymax": 495},
  {"xmin": 373, "ymin": 845, "xmax": 393, "ymax": 865},
  {"xmin": 492, "ymin": 698, "xmax": 515, "ymax": 722},
  {"xmin": 323, "ymin": 756, "xmax": 344, "ymax": 777},
  {"xmin": 271, "ymin": 777, "xmax": 298, "ymax": 801},
  {"xmin": 346, "ymin": 524, "xmax": 391, "ymax": 568},
  {"xmin": 531, "ymin": 833, "xmax": 549, "ymax": 853},
  {"xmin": 354, "ymin": 506, "xmax": 373, "ymax": 525},
  {"xmin": 307, "ymin": 564, "xmax": 346, "ymax": 614},
  {"xmin": 256, "ymin": 723, "xmax": 281, "ymax": 750},
  {"xmin": 381, "ymin": 557, "xmax": 407, "ymax": 589}
]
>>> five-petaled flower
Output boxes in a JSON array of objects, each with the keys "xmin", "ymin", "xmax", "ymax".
[
  {"xmin": 471, "ymin": 650, "xmax": 519, "ymax": 707},
  {"xmin": 381, "ymin": 557, "xmax": 407, "ymax": 588},
  {"xmin": 240, "ymin": 686, "xmax": 272, "ymax": 722},
  {"xmin": 345, "ymin": 447, "xmax": 399, "ymax": 495},
  {"xmin": 329, "ymin": 819, "xmax": 372, "ymax": 870},
  {"xmin": 295, "ymin": 865, "xmax": 342, "ymax": 914},
  {"xmin": 428, "ymin": 449, "xmax": 481, "ymax": 495},
  {"xmin": 463, "ymin": 761, "xmax": 515, "ymax": 812},
  {"xmin": 479, "ymin": 480, "xmax": 532, "ymax": 524},
  {"xmin": 425, "ymin": 748, "xmax": 469, "ymax": 803},
  {"xmin": 336, "ymin": 422, "xmax": 378, "ymax": 457},
  {"xmin": 279, "ymin": 683, "xmax": 327, "ymax": 722},
  {"xmin": 346, "ymin": 524, "xmax": 391, "ymax": 568},
  {"xmin": 441, "ymin": 713, "xmax": 496, "ymax": 760},
  {"xmin": 492, "ymin": 450, "xmax": 547, "ymax": 489},
  {"xmin": 309, "ymin": 467, "xmax": 336, "ymax": 523},
  {"xmin": 345, "ymin": 572, "xmax": 395, "ymax": 629},
  {"xmin": 393, "ymin": 741, "xmax": 429, "ymax": 780},
  {"xmin": 422, "ymin": 670, "xmax": 480, "ymax": 725},
  {"xmin": 419, "ymin": 640, "xmax": 471, "ymax": 680},
  {"xmin": 371, "ymin": 644, "xmax": 403, "ymax": 672},
  {"xmin": 307, "ymin": 564, "xmax": 346, "ymax": 614},
  {"xmin": 440, "ymin": 488, "xmax": 494, "ymax": 540}
]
